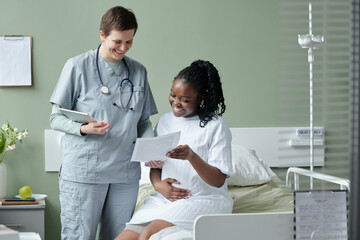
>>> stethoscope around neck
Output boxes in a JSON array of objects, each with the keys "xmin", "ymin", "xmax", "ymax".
[{"xmin": 96, "ymin": 43, "xmax": 134, "ymax": 110}]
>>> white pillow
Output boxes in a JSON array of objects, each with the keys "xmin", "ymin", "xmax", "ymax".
[{"xmin": 227, "ymin": 144, "xmax": 271, "ymax": 186}]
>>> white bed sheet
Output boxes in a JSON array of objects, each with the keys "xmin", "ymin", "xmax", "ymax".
[{"xmin": 137, "ymin": 174, "xmax": 293, "ymax": 240}]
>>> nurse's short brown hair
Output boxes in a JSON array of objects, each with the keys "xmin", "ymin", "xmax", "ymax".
[{"xmin": 100, "ymin": 6, "xmax": 138, "ymax": 36}]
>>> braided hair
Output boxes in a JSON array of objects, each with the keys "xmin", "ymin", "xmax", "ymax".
[{"xmin": 174, "ymin": 60, "xmax": 226, "ymax": 127}]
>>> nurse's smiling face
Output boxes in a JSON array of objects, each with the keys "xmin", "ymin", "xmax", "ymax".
[
  {"xmin": 99, "ymin": 29, "xmax": 135, "ymax": 62},
  {"xmin": 169, "ymin": 79, "xmax": 200, "ymax": 118}
]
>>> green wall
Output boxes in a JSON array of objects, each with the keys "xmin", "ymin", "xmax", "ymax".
[{"xmin": 0, "ymin": 0, "xmax": 296, "ymax": 239}]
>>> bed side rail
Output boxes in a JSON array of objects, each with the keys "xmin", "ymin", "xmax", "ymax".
[{"xmin": 286, "ymin": 167, "xmax": 350, "ymax": 191}]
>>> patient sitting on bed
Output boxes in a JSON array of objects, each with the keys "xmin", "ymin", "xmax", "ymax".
[{"xmin": 115, "ymin": 60, "xmax": 233, "ymax": 240}]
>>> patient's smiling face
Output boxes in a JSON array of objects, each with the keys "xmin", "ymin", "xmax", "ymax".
[{"xmin": 169, "ymin": 79, "xmax": 200, "ymax": 118}]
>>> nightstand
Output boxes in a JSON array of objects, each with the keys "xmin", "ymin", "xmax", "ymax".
[{"xmin": 0, "ymin": 201, "xmax": 45, "ymax": 239}]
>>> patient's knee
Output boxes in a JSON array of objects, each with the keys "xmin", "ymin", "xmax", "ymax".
[
  {"xmin": 139, "ymin": 220, "xmax": 174, "ymax": 240},
  {"xmin": 114, "ymin": 230, "xmax": 139, "ymax": 240}
]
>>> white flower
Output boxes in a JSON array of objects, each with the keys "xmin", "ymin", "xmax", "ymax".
[
  {"xmin": 0, "ymin": 122, "xmax": 29, "ymax": 164},
  {"xmin": 5, "ymin": 144, "xmax": 16, "ymax": 151}
]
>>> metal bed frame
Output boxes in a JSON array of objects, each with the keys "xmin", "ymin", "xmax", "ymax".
[
  {"xmin": 193, "ymin": 167, "xmax": 350, "ymax": 240},
  {"xmin": 286, "ymin": 167, "xmax": 350, "ymax": 191}
]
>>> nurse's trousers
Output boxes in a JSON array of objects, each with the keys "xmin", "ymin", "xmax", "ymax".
[{"xmin": 59, "ymin": 177, "xmax": 139, "ymax": 240}]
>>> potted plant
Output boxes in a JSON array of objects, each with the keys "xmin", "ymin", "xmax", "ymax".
[{"xmin": 0, "ymin": 122, "xmax": 28, "ymax": 198}]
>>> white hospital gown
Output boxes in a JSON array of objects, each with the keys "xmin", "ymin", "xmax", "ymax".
[{"xmin": 128, "ymin": 112, "xmax": 233, "ymax": 230}]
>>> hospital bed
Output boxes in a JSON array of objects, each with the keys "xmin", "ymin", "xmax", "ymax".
[{"xmin": 135, "ymin": 127, "xmax": 350, "ymax": 240}]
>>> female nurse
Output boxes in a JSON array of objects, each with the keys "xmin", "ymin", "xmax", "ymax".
[{"xmin": 49, "ymin": 6, "xmax": 158, "ymax": 240}]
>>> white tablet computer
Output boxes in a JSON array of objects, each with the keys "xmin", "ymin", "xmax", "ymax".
[{"xmin": 59, "ymin": 108, "xmax": 96, "ymax": 123}]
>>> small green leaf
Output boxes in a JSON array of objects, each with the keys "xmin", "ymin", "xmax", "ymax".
[{"xmin": 0, "ymin": 130, "xmax": 5, "ymax": 154}]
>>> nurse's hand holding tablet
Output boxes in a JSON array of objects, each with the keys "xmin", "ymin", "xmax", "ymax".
[
  {"xmin": 80, "ymin": 121, "xmax": 110, "ymax": 135},
  {"xmin": 59, "ymin": 107, "xmax": 111, "ymax": 135}
]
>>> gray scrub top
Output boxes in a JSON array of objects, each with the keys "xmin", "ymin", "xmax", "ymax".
[{"xmin": 50, "ymin": 50, "xmax": 158, "ymax": 183}]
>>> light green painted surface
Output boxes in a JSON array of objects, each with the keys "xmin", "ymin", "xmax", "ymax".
[{"xmin": 0, "ymin": 1, "xmax": 350, "ymax": 239}]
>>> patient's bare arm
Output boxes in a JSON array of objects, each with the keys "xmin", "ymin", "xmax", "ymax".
[
  {"xmin": 167, "ymin": 145, "xmax": 227, "ymax": 188},
  {"xmin": 150, "ymin": 168, "xmax": 190, "ymax": 202}
]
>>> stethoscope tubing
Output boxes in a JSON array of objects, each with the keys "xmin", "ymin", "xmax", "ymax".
[{"xmin": 96, "ymin": 43, "xmax": 134, "ymax": 109}]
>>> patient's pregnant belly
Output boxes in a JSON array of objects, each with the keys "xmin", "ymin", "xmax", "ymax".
[
  {"xmin": 162, "ymin": 159, "xmax": 215, "ymax": 196},
  {"xmin": 162, "ymin": 159, "xmax": 195, "ymax": 191}
]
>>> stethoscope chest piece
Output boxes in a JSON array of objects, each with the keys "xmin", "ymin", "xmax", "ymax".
[{"xmin": 100, "ymin": 85, "xmax": 110, "ymax": 94}]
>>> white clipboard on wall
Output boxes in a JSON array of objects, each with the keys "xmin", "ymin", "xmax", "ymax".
[{"xmin": 0, "ymin": 35, "xmax": 32, "ymax": 87}]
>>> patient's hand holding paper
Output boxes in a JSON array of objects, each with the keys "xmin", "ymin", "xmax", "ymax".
[
  {"xmin": 131, "ymin": 131, "xmax": 181, "ymax": 162},
  {"xmin": 147, "ymin": 160, "xmax": 165, "ymax": 168}
]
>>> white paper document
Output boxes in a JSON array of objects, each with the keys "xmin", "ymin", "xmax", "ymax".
[{"xmin": 131, "ymin": 131, "xmax": 181, "ymax": 162}]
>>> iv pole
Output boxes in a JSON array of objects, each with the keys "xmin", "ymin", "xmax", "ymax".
[{"xmin": 298, "ymin": 2, "xmax": 324, "ymax": 190}]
